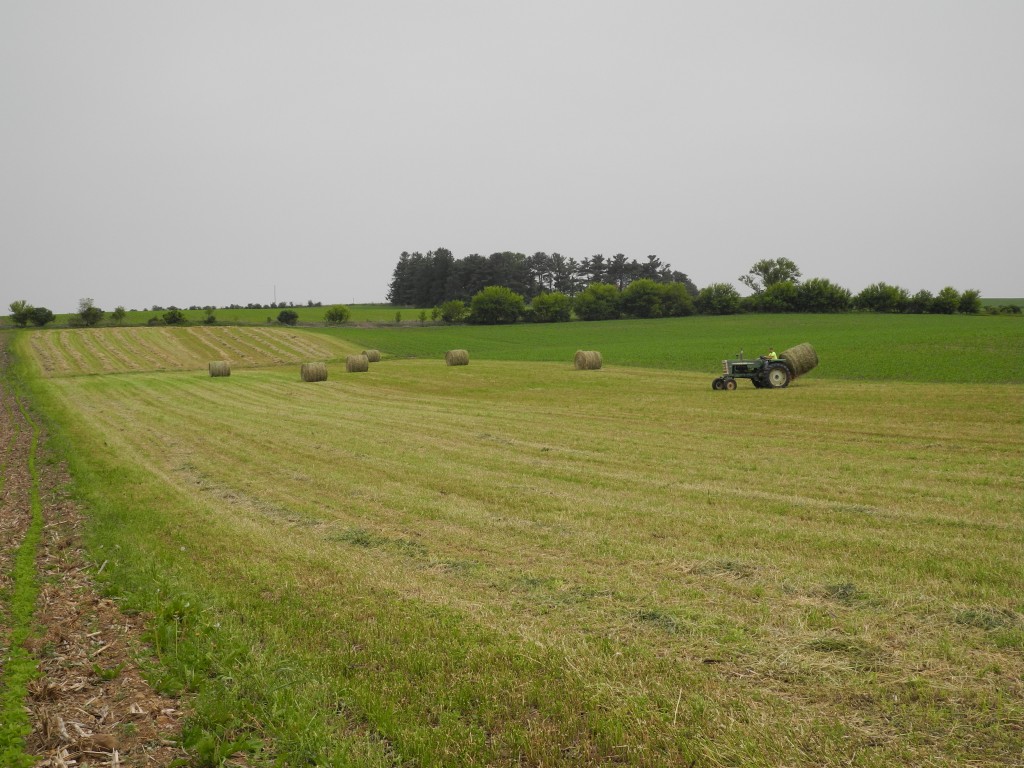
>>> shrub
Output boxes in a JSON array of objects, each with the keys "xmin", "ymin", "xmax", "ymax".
[
  {"xmin": 527, "ymin": 292, "xmax": 572, "ymax": 323},
  {"xmin": 854, "ymin": 283, "xmax": 908, "ymax": 313},
  {"xmin": 748, "ymin": 281, "xmax": 798, "ymax": 313},
  {"xmin": 906, "ymin": 290, "xmax": 934, "ymax": 314},
  {"xmin": 932, "ymin": 286, "xmax": 960, "ymax": 314},
  {"xmin": 573, "ymin": 283, "xmax": 621, "ymax": 321},
  {"xmin": 795, "ymin": 278, "xmax": 851, "ymax": 313},
  {"xmin": 621, "ymin": 279, "xmax": 663, "ymax": 318},
  {"xmin": 324, "ymin": 306, "xmax": 351, "ymax": 324},
  {"xmin": 958, "ymin": 290, "xmax": 982, "ymax": 315},
  {"xmin": 469, "ymin": 286, "xmax": 525, "ymax": 325},
  {"xmin": 203, "ymin": 309, "xmax": 217, "ymax": 325},
  {"xmin": 658, "ymin": 283, "xmax": 696, "ymax": 317},
  {"xmin": 695, "ymin": 283, "xmax": 741, "ymax": 315},
  {"xmin": 277, "ymin": 309, "xmax": 299, "ymax": 326},
  {"xmin": 438, "ymin": 300, "xmax": 468, "ymax": 324},
  {"xmin": 28, "ymin": 307, "xmax": 55, "ymax": 327},
  {"xmin": 78, "ymin": 298, "xmax": 104, "ymax": 326},
  {"xmin": 163, "ymin": 309, "xmax": 187, "ymax": 325},
  {"xmin": 111, "ymin": 306, "xmax": 127, "ymax": 325}
]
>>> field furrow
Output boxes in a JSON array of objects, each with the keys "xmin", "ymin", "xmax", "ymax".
[{"xmin": 27, "ymin": 326, "xmax": 362, "ymax": 377}]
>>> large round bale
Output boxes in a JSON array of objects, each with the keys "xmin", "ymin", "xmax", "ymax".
[
  {"xmin": 362, "ymin": 349, "xmax": 382, "ymax": 363},
  {"xmin": 779, "ymin": 343, "xmax": 819, "ymax": 378},
  {"xmin": 574, "ymin": 350, "xmax": 603, "ymax": 370},
  {"xmin": 208, "ymin": 361, "xmax": 231, "ymax": 377},
  {"xmin": 346, "ymin": 354, "xmax": 370, "ymax": 373},
  {"xmin": 300, "ymin": 362, "xmax": 328, "ymax": 382},
  {"xmin": 445, "ymin": 349, "xmax": 469, "ymax": 366}
]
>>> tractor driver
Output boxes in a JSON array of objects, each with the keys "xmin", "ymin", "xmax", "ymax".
[{"xmin": 764, "ymin": 348, "xmax": 778, "ymax": 360}]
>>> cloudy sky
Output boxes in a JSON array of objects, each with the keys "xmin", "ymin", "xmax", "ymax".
[{"xmin": 2, "ymin": 1, "xmax": 1022, "ymax": 313}]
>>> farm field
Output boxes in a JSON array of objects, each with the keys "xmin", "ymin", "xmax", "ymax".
[
  {"xmin": 321, "ymin": 312, "xmax": 1024, "ymax": 384},
  {"xmin": 22, "ymin": 313, "xmax": 1024, "ymax": 384},
  {"xmin": 5, "ymin": 321, "xmax": 1024, "ymax": 766},
  {"xmin": 0, "ymin": 303, "xmax": 406, "ymax": 328},
  {"xmin": 25, "ymin": 324, "xmax": 363, "ymax": 377}
]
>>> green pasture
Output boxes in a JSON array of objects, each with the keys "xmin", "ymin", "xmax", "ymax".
[{"xmin": 316, "ymin": 313, "xmax": 1024, "ymax": 384}]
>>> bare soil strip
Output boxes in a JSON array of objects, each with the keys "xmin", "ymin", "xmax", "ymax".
[{"xmin": 0, "ymin": 337, "xmax": 189, "ymax": 767}]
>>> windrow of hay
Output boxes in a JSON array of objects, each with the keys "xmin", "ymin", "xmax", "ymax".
[
  {"xmin": 300, "ymin": 362, "xmax": 328, "ymax": 382},
  {"xmin": 779, "ymin": 343, "xmax": 819, "ymax": 378},
  {"xmin": 208, "ymin": 361, "xmax": 231, "ymax": 377},
  {"xmin": 346, "ymin": 354, "xmax": 370, "ymax": 373},
  {"xmin": 445, "ymin": 349, "xmax": 469, "ymax": 366},
  {"xmin": 574, "ymin": 350, "xmax": 603, "ymax": 370},
  {"xmin": 363, "ymin": 349, "xmax": 382, "ymax": 363}
]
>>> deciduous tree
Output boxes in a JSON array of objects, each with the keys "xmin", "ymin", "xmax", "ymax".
[
  {"xmin": 78, "ymin": 298, "xmax": 104, "ymax": 326},
  {"xmin": 739, "ymin": 258, "xmax": 802, "ymax": 294},
  {"xmin": 573, "ymin": 283, "xmax": 621, "ymax": 321},
  {"xmin": 696, "ymin": 283, "xmax": 741, "ymax": 315},
  {"xmin": 28, "ymin": 307, "xmax": 55, "ymax": 327},
  {"xmin": 277, "ymin": 309, "xmax": 299, "ymax": 325},
  {"xmin": 527, "ymin": 291, "xmax": 572, "ymax": 323},
  {"xmin": 931, "ymin": 287, "xmax": 960, "ymax": 314},
  {"xmin": 468, "ymin": 286, "xmax": 524, "ymax": 325},
  {"xmin": 621, "ymin": 279, "xmax": 663, "ymax": 318},
  {"xmin": 9, "ymin": 300, "xmax": 32, "ymax": 327}
]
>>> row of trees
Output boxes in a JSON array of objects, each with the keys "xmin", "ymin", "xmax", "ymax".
[
  {"xmin": 433, "ymin": 275, "xmax": 986, "ymax": 327},
  {"xmin": 386, "ymin": 248, "xmax": 698, "ymax": 307},
  {"xmin": 8, "ymin": 298, "xmax": 107, "ymax": 328},
  {"xmin": 731, "ymin": 258, "xmax": 983, "ymax": 314},
  {"xmin": 389, "ymin": 253, "xmax": 986, "ymax": 317}
]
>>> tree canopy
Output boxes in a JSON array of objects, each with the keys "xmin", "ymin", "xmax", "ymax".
[{"xmin": 387, "ymin": 248, "xmax": 697, "ymax": 307}]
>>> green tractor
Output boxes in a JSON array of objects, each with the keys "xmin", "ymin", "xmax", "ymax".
[{"xmin": 711, "ymin": 343, "xmax": 818, "ymax": 391}]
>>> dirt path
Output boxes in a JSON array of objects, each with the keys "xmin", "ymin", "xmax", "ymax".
[{"xmin": 0, "ymin": 335, "xmax": 190, "ymax": 767}]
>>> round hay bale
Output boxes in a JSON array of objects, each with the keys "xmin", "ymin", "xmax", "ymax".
[
  {"xmin": 300, "ymin": 362, "xmax": 328, "ymax": 382},
  {"xmin": 779, "ymin": 343, "xmax": 818, "ymax": 378},
  {"xmin": 573, "ymin": 350, "xmax": 603, "ymax": 370},
  {"xmin": 445, "ymin": 349, "xmax": 469, "ymax": 366},
  {"xmin": 208, "ymin": 360, "xmax": 231, "ymax": 377},
  {"xmin": 345, "ymin": 354, "xmax": 370, "ymax": 373},
  {"xmin": 362, "ymin": 349, "xmax": 382, "ymax": 363}
]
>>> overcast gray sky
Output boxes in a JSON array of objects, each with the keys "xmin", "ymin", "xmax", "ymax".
[{"xmin": 3, "ymin": 1, "xmax": 1022, "ymax": 313}]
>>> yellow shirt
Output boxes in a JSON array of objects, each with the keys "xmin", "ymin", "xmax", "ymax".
[{"xmin": 766, "ymin": 351, "xmax": 778, "ymax": 360}]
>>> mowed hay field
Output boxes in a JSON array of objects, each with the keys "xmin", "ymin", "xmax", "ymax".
[
  {"xmin": 15, "ymin": 324, "xmax": 1024, "ymax": 767},
  {"xmin": 26, "ymin": 325, "xmax": 363, "ymax": 377}
]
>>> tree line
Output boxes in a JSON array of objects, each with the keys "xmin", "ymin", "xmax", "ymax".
[
  {"xmin": 387, "ymin": 251, "xmax": 994, "ymax": 321},
  {"xmin": 386, "ymin": 248, "xmax": 698, "ymax": 307},
  {"xmin": 5, "ymin": 256, "xmax": 1007, "ymax": 330}
]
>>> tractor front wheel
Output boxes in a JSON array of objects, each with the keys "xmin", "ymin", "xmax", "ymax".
[
  {"xmin": 712, "ymin": 377, "xmax": 725, "ymax": 390},
  {"xmin": 724, "ymin": 379, "xmax": 737, "ymax": 390},
  {"xmin": 763, "ymin": 364, "xmax": 791, "ymax": 389}
]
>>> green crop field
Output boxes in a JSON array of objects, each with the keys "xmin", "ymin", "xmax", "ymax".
[
  {"xmin": 316, "ymin": 313, "xmax": 1024, "ymax": 384},
  {"xmin": 6, "ymin": 316, "xmax": 1023, "ymax": 767}
]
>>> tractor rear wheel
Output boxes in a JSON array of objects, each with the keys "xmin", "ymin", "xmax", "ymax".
[
  {"xmin": 763, "ymin": 364, "xmax": 790, "ymax": 389},
  {"xmin": 712, "ymin": 377, "xmax": 725, "ymax": 390}
]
